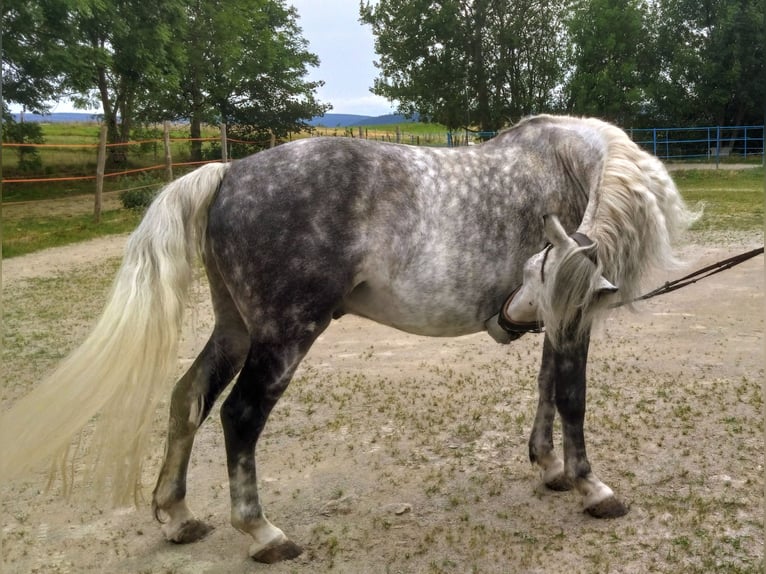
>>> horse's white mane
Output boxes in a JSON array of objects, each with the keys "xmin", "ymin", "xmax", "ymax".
[
  {"xmin": 582, "ymin": 118, "xmax": 697, "ymax": 293},
  {"xmin": 533, "ymin": 115, "xmax": 700, "ymax": 344}
]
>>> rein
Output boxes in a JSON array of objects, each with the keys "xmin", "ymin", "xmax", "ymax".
[{"xmin": 612, "ymin": 246, "xmax": 764, "ymax": 308}]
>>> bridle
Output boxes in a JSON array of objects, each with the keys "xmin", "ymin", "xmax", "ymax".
[
  {"xmin": 491, "ymin": 233, "xmax": 764, "ymax": 341},
  {"xmin": 496, "ymin": 232, "xmax": 595, "ymax": 337}
]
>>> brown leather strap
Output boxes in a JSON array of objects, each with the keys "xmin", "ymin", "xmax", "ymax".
[{"xmin": 495, "ymin": 231, "xmax": 596, "ymax": 337}]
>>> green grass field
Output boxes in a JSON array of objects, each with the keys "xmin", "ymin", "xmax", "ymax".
[
  {"xmin": 1, "ymin": 122, "xmax": 221, "ymax": 202},
  {"xmin": 3, "ymin": 210, "xmax": 144, "ymax": 258},
  {"xmin": 673, "ymin": 167, "xmax": 764, "ymax": 232}
]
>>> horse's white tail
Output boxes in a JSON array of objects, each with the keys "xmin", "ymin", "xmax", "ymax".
[{"xmin": 0, "ymin": 162, "xmax": 230, "ymax": 505}]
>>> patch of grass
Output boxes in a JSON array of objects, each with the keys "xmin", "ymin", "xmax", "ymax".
[
  {"xmin": 673, "ymin": 166, "xmax": 763, "ymax": 191},
  {"xmin": 674, "ymin": 167, "xmax": 764, "ymax": 232},
  {"xmin": 3, "ymin": 209, "xmax": 143, "ymax": 258},
  {"xmin": 2, "ymin": 258, "xmax": 120, "ymax": 395}
]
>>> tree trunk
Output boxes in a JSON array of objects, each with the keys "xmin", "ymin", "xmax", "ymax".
[
  {"xmin": 190, "ymin": 115, "xmax": 202, "ymax": 162},
  {"xmin": 472, "ymin": 1, "xmax": 491, "ymax": 132},
  {"xmin": 97, "ymin": 67, "xmax": 120, "ymax": 145}
]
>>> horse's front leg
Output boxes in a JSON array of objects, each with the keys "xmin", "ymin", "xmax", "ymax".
[
  {"xmin": 528, "ymin": 344, "xmax": 572, "ymax": 492},
  {"xmin": 538, "ymin": 331, "xmax": 629, "ymax": 518},
  {"xmin": 529, "ymin": 330, "xmax": 628, "ymax": 518}
]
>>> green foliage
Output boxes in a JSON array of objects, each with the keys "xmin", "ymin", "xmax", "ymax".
[
  {"xmin": 360, "ymin": 0, "xmax": 570, "ymax": 131},
  {"xmin": 117, "ymin": 171, "xmax": 165, "ymax": 210},
  {"xmin": 648, "ymin": 0, "xmax": 765, "ymax": 126},
  {"xmin": 118, "ymin": 187, "xmax": 158, "ymax": 211},
  {"xmin": 1, "ymin": 0, "xmax": 73, "ymax": 110},
  {"xmin": 565, "ymin": 0, "xmax": 650, "ymax": 125},
  {"xmin": 361, "ymin": 0, "xmax": 764, "ymax": 129},
  {"xmin": 150, "ymin": 0, "xmax": 329, "ymax": 160},
  {"xmin": 5, "ymin": 0, "xmax": 762, "ymax": 132},
  {"xmin": 67, "ymin": 0, "xmax": 187, "ymax": 144}
]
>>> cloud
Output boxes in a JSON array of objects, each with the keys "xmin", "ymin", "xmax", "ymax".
[{"xmin": 322, "ymin": 94, "xmax": 396, "ymax": 117}]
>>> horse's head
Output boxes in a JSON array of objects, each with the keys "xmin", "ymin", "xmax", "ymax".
[{"xmin": 504, "ymin": 214, "xmax": 617, "ymax": 345}]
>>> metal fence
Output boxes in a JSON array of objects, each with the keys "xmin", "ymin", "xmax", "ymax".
[
  {"xmin": 627, "ymin": 125, "xmax": 764, "ymax": 162},
  {"xmin": 354, "ymin": 124, "xmax": 765, "ymax": 163}
]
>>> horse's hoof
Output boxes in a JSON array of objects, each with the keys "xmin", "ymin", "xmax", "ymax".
[
  {"xmin": 167, "ymin": 520, "xmax": 215, "ymax": 544},
  {"xmin": 585, "ymin": 496, "xmax": 629, "ymax": 519},
  {"xmin": 251, "ymin": 539, "xmax": 303, "ymax": 564},
  {"xmin": 544, "ymin": 475, "xmax": 574, "ymax": 492}
]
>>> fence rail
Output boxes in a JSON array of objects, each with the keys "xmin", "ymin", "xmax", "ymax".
[{"xmin": 628, "ymin": 125, "xmax": 764, "ymax": 163}]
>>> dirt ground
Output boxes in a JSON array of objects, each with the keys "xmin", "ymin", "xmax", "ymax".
[{"xmin": 1, "ymin": 226, "xmax": 763, "ymax": 573}]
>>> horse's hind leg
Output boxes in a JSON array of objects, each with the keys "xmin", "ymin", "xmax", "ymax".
[
  {"xmin": 220, "ymin": 324, "xmax": 329, "ymax": 564},
  {"xmin": 153, "ymin": 286, "xmax": 249, "ymax": 543}
]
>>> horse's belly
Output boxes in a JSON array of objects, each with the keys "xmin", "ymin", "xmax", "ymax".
[{"xmin": 341, "ymin": 282, "xmax": 490, "ymax": 337}]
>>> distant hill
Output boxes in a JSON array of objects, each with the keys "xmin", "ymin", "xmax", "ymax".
[
  {"xmin": 308, "ymin": 113, "xmax": 419, "ymax": 127},
  {"xmin": 11, "ymin": 112, "xmax": 103, "ymax": 123},
  {"xmin": 307, "ymin": 114, "xmax": 371, "ymax": 127},
  {"xmin": 356, "ymin": 113, "xmax": 420, "ymax": 126},
  {"xmin": 10, "ymin": 111, "xmax": 415, "ymax": 127}
]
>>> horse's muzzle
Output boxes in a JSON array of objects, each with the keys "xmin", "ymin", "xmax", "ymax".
[{"xmin": 485, "ymin": 286, "xmax": 544, "ymax": 344}]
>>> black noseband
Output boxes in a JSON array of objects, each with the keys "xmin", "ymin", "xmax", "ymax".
[{"xmin": 494, "ymin": 231, "xmax": 596, "ymax": 338}]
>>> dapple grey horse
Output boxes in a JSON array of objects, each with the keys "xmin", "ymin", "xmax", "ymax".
[{"xmin": 1, "ymin": 115, "xmax": 695, "ymax": 563}]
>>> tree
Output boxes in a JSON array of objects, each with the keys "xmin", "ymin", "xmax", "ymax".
[
  {"xmin": 3, "ymin": 0, "xmax": 187, "ymax": 147},
  {"xmin": 564, "ymin": 0, "xmax": 651, "ymax": 126},
  {"xmin": 61, "ymin": 0, "xmax": 187, "ymax": 146},
  {"xmin": 220, "ymin": 1, "xmax": 330, "ymax": 145},
  {"xmin": 1, "ymin": 0, "xmax": 79, "ymax": 112},
  {"xmin": 3, "ymin": 0, "xmax": 326, "ymax": 155},
  {"xmin": 160, "ymin": 0, "xmax": 329, "ymax": 160},
  {"xmin": 650, "ymin": 0, "xmax": 765, "ymax": 126},
  {"xmin": 360, "ymin": 0, "xmax": 570, "ymax": 132}
]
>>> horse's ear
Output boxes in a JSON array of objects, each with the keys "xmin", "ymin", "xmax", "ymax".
[
  {"xmin": 596, "ymin": 276, "xmax": 618, "ymax": 297},
  {"xmin": 542, "ymin": 214, "xmax": 569, "ymax": 246}
]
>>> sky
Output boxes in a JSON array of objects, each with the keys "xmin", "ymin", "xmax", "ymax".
[
  {"xmin": 289, "ymin": 0, "xmax": 396, "ymax": 116},
  {"xmin": 31, "ymin": 0, "xmax": 395, "ymax": 118}
]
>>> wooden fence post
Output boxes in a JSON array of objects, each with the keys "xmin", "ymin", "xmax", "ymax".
[
  {"xmin": 95, "ymin": 124, "xmax": 107, "ymax": 223},
  {"xmin": 220, "ymin": 123, "xmax": 228, "ymax": 162},
  {"xmin": 163, "ymin": 121, "xmax": 173, "ymax": 181}
]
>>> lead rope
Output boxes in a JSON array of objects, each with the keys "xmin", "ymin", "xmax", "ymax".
[{"xmin": 611, "ymin": 246, "xmax": 764, "ymax": 309}]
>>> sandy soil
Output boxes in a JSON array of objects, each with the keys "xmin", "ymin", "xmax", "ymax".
[{"xmin": 1, "ymin": 229, "xmax": 763, "ymax": 574}]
